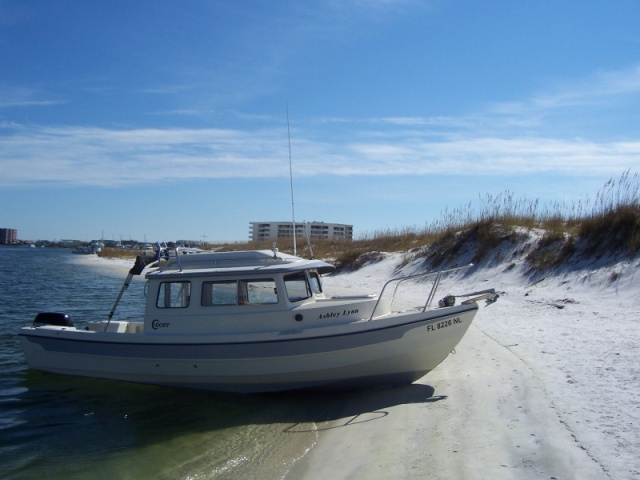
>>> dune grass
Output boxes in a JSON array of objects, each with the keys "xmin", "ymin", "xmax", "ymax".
[{"xmin": 101, "ymin": 171, "xmax": 640, "ymax": 272}]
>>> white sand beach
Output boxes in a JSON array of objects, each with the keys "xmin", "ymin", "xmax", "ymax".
[{"xmin": 285, "ymin": 251, "xmax": 639, "ymax": 479}]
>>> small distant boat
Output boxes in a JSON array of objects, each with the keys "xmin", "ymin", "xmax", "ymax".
[
  {"xmin": 72, "ymin": 242, "xmax": 103, "ymax": 255},
  {"xmin": 19, "ymin": 247, "xmax": 498, "ymax": 392},
  {"xmin": 72, "ymin": 246, "xmax": 94, "ymax": 254}
]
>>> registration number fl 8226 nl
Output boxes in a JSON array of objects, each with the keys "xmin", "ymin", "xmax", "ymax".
[{"xmin": 426, "ymin": 317, "xmax": 461, "ymax": 332}]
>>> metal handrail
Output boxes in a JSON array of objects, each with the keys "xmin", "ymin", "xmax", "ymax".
[{"xmin": 368, "ymin": 264, "xmax": 474, "ymax": 321}]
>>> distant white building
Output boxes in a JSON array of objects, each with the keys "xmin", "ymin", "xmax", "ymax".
[{"xmin": 249, "ymin": 221, "xmax": 353, "ymax": 242}]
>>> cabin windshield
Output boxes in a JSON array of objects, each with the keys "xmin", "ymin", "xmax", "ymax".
[{"xmin": 284, "ymin": 271, "xmax": 315, "ymax": 302}]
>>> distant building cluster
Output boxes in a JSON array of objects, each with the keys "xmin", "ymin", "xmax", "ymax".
[
  {"xmin": 2, "ymin": 223, "xmax": 354, "ymax": 248},
  {"xmin": 249, "ymin": 222, "xmax": 353, "ymax": 242},
  {"xmin": 0, "ymin": 228, "xmax": 18, "ymax": 245}
]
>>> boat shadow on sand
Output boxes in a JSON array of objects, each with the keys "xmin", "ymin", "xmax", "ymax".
[
  {"xmin": 279, "ymin": 383, "xmax": 446, "ymax": 433},
  {"xmin": 16, "ymin": 371, "xmax": 445, "ymax": 451}
]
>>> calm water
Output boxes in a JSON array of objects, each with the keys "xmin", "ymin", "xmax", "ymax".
[
  {"xmin": 0, "ymin": 246, "xmax": 440, "ymax": 479},
  {"xmin": 0, "ymin": 246, "xmax": 326, "ymax": 479}
]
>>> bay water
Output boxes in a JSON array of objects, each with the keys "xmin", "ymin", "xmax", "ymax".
[{"xmin": 0, "ymin": 246, "xmax": 338, "ymax": 479}]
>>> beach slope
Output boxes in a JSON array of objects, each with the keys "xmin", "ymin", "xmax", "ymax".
[{"xmin": 286, "ymin": 251, "xmax": 638, "ymax": 480}]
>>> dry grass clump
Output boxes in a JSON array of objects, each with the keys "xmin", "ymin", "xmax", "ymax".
[
  {"xmin": 525, "ymin": 233, "xmax": 576, "ymax": 271},
  {"xmin": 523, "ymin": 171, "xmax": 640, "ymax": 270},
  {"xmin": 97, "ymin": 248, "xmax": 138, "ymax": 260},
  {"xmin": 576, "ymin": 172, "xmax": 640, "ymax": 256},
  {"xmin": 579, "ymin": 204, "xmax": 640, "ymax": 255},
  {"xmin": 420, "ymin": 220, "xmax": 521, "ymax": 268}
]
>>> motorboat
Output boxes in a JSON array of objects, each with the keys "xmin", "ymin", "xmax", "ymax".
[
  {"xmin": 72, "ymin": 245, "xmax": 94, "ymax": 254},
  {"xmin": 19, "ymin": 247, "xmax": 498, "ymax": 392},
  {"xmin": 72, "ymin": 242, "xmax": 104, "ymax": 254}
]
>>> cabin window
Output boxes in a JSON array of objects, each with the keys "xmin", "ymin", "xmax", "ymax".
[
  {"xmin": 309, "ymin": 271, "xmax": 323, "ymax": 294},
  {"xmin": 284, "ymin": 272, "xmax": 311, "ymax": 302},
  {"xmin": 238, "ymin": 279, "xmax": 278, "ymax": 305},
  {"xmin": 202, "ymin": 280, "xmax": 237, "ymax": 306},
  {"xmin": 157, "ymin": 281, "xmax": 191, "ymax": 308}
]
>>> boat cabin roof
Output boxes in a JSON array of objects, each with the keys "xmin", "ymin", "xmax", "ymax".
[{"xmin": 145, "ymin": 249, "xmax": 335, "ymax": 279}]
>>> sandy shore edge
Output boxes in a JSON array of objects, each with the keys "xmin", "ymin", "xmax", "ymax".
[
  {"xmin": 69, "ymin": 252, "xmax": 135, "ymax": 275},
  {"xmin": 283, "ymin": 326, "xmax": 607, "ymax": 480}
]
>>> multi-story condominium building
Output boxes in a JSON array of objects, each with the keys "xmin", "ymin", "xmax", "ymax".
[
  {"xmin": 0, "ymin": 228, "xmax": 17, "ymax": 245},
  {"xmin": 249, "ymin": 222, "xmax": 353, "ymax": 242}
]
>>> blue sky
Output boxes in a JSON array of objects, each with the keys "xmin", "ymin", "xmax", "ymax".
[{"xmin": 2, "ymin": 0, "xmax": 640, "ymax": 243}]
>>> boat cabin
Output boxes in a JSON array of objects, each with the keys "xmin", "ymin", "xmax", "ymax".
[{"xmin": 140, "ymin": 250, "xmax": 379, "ymax": 335}]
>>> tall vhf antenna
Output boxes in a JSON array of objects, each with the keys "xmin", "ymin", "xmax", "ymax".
[{"xmin": 286, "ymin": 102, "xmax": 297, "ymax": 256}]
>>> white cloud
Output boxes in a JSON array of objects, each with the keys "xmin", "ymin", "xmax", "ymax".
[
  {"xmin": 0, "ymin": 125, "xmax": 289, "ymax": 187},
  {"xmin": 1, "ymin": 123, "xmax": 639, "ymax": 188}
]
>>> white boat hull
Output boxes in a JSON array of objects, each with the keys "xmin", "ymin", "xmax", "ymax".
[{"xmin": 19, "ymin": 304, "xmax": 478, "ymax": 392}]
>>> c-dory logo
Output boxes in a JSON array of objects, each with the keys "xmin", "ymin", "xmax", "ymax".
[{"xmin": 152, "ymin": 319, "xmax": 171, "ymax": 330}]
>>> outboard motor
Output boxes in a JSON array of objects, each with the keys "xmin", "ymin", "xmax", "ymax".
[
  {"xmin": 438, "ymin": 295, "xmax": 456, "ymax": 308},
  {"xmin": 33, "ymin": 312, "xmax": 74, "ymax": 327}
]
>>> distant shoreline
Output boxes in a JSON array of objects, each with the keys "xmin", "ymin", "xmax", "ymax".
[{"xmin": 70, "ymin": 252, "xmax": 133, "ymax": 276}]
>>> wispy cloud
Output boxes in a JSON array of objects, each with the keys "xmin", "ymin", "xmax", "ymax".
[
  {"xmin": 0, "ymin": 125, "xmax": 290, "ymax": 187},
  {"xmin": 534, "ymin": 64, "xmax": 640, "ymax": 108},
  {"xmin": 0, "ymin": 84, "xmax": 64, "ymax": 109},
  {"xmin": 486, "ymin": 64, "xmax": 640, "ymax": 123},
  {"xmin": 355, "ymin": 64, "xmax": 640, "ymax": 140},
  {"xmin": 1, "ymin": 122, "xmax": 638, "ymax": 188}
]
